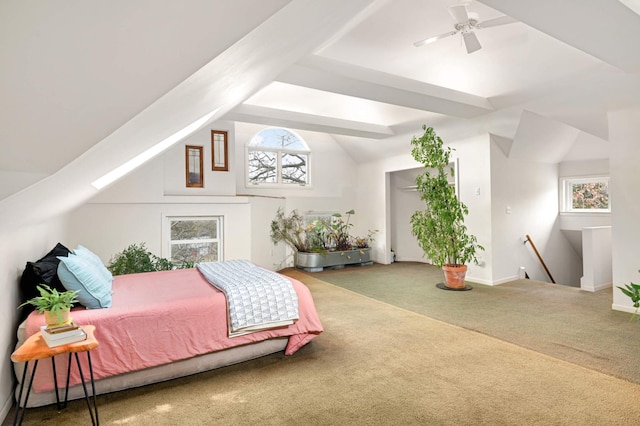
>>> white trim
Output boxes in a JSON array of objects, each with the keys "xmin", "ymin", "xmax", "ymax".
[
  {"xmin": 612, "ymin": 303, "xmax": 638, "ymax": 314},
  {"xmin": 486, "ymin": 275, "xmax": 520, "ymax": 286},
  {"xmin": 581, "ymin": 282, "xmax": 612, "ymax": 292}
]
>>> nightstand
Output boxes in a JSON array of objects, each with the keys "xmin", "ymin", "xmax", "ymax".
[{"xmin": 11, "ymin": 325, "xmax": 99, "ymax": 425}]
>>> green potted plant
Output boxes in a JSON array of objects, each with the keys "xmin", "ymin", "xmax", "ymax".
[
  {"xmin": 270, "ymin": 208, "xmax": 374, "ymax": 271},
  {"xmin": 410, "ymin": 125, "xmax": 483, "ymax": 289},
  {"xmin": 18, "ymin": 284, "xmax": 80, "ymax": 326},
  {"xmin": 107, "ymin": 242, "xmax": 176, "ymax": 275},
  {"xmin": 617, "ymin": 272, "xmax": 640, "ymax": 322},
  {"xmin": 269, "ymin": 208, "xmax": 310, "ymax": 253}
]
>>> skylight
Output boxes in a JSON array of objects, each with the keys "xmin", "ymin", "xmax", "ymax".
[{"xmin": 91, "ymin": 109, "xmax": 219, "ymax": 190}]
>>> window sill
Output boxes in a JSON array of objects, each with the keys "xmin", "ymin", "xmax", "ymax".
[
  {"xmin": 245, "ymin": 183, "xmax": 312, "ymax": 190},
  {"xmin": 559, "ymin": 211, "xmax": 611, "ymax": 216}
]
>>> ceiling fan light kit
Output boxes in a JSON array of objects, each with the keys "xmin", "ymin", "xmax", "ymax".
[{"xmin": 413, "ymin": 3, "xmax": 517, "ymax": 54}]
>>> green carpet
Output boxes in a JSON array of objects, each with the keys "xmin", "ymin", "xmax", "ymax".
[{"xmin": 308, "ymin": 261, "xmax": 640, "ymax": 385}]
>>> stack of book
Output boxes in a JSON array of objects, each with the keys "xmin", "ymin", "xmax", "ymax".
[{"xmin": 40, "ymin": 322, "xmax": 87, "ymax": 347}]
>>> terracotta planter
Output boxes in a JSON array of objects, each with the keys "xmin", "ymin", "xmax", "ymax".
[
  {"xmin": 44, "ymin": 309, "xmax": 71, "ymax": 327},
  {"xmin": 442, "ymin": 264, "xmax": 468, "ymax": 289}
]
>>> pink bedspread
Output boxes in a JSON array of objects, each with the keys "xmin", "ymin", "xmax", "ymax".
[{"xmin": 23, "ymin": 268, "xmax": 323, "ymax": 392}]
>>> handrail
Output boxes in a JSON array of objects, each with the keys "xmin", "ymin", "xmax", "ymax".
[{"xmin": 524, "ymin": 234, "xmax": 556, "ymax": 284}]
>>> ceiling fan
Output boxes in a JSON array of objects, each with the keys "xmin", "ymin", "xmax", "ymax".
[{"xmin": 413, "ymin": 3, "xmax": 517, "ymax": 54}]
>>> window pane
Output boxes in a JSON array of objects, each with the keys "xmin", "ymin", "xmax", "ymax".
[
  {"xmin": 170, "ymin": 242, "xmax": 219, "ymax": 264},
  {"xmin": 572, "ymin": 181, "xmax": 609, "ymax": 209},
  {"xmin": 248, "ymin": 150, "xmax": 277, "ymax": 183},
  {"xmin": 282, "ymin": 152, "xmax": 307, "ymax": 184},
  {"xmin": 249, "ymin": 128, "xmax": 308, "ymax": 150},
  {"xmin": 171, "ymin": 219, "xmax": 218, "ymax": 240}
]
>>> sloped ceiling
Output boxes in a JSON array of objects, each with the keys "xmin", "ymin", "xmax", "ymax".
[
  {"xmin": 2, "ymin": 0, "xmax": 640, "ymax": 229},
  {"xmin": 510, "ymin": 111, "xmax": 580, "ymax": 164},
  {"xmin": 0, "ymin": 0, "xmax": 292, "ymax": 174}
]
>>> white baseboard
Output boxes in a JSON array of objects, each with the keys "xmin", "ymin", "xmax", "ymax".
[
  {"xmin": 611, "ymin": 303, "xmax": 638, "ymax": 314},
  {"xmin": 581, "ymin": 283, "xmax": 612, "ymax": 292},
  {"xmin": 1, "ymin": 392, "xmax": 13, "ymax": 425},
  {"xmin": 464, "ymin": 275, "xmax": 517, "ymax": 286},
  {"xmin": 490, "ymin": 275, "xmax": 519, "ymax": 286},
  {"xmin": 395, "ymin": 257, "xmax": 428, "ymax": 263}
]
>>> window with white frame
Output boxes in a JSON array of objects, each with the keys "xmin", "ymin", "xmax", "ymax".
[
  {"xmin": 561, "ymin": 176, "xmax": 610, "ymax": 212},
  {"xmin": 165, "ymin": 216, "xmax": 223, "ymax": 266},
  {"xmin": 247, "ymin": 127, "xmax": 310, "ymax": 186}
]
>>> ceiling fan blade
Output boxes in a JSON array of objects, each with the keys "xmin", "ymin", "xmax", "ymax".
[
  {"xmin": 477, "ymin": 15, "xmax": 517, "ymax": 29},
  {"xmin": 462, "ymin": 31, "xmax": 482, "ymax": 54},
  {"xmin": 413, "ymin": 30, "xmax": 457, "ymax": 47},
  {"xmin": 448, "ymin": 4, "xmax": 469, "ymax": 24}
]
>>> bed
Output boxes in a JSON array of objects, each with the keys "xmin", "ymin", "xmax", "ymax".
[{"xmin": 13, "ymin": 262, "xmax": 323, "ymax": 408}]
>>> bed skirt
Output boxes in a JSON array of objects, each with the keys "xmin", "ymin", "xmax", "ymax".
[{"xmin": 14, "ymin": 335, "xmax": 288, "ymax": 408}]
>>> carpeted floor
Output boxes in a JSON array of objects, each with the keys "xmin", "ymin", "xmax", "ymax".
[
  {"xmin": 310, "ymin": 261, "xmax": 640, "ymax": 385},
  {"xmin": 5, "ymin": 264, "xmax": 640, "ymax": 425}
]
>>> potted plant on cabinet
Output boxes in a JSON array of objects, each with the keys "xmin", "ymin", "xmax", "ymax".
[
  {"xmin": 18, "ymin": 284, "xmax": 80, "ymax": 326},
  {"xmin": 410, "ymin": 125, "xmax": 483, "ymax": 290},
  {"xmin": 270, "ymin": 208, "xmax": 376, "ymax": 272}
]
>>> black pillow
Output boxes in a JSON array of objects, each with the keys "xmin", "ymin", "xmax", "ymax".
[{"xmin": 18, "ymin": 243, "xmax": 71, "ymax": 321}]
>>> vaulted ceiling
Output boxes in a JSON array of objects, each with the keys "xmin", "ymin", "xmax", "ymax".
[{"xmin": 1, "ymin": 0, "xmax": 640, "ymax": 224}]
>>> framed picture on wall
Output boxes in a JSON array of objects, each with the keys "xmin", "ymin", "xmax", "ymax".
[
  {"xmin": 185, "ymin": 145, "xmax": 203, "ymax": 187},
  {"xmin": 211, "ymin": 130, "xmax": 228, "ymax": 171}
]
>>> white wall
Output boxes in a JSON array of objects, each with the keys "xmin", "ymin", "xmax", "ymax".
[
  {"xmin": 233, "ymin": 122, "xmax": 360, "ymax": 267},
  {"xmin": 489, "ymin": 138, "xmax": 582, "ymax": 286},
  {"xmin": 0, "ymin": 216, "xmax": 69, "ymax": 421},
  {"xmin": 164, "ymin": 121, "xmax": 237, "ymax": 197},
  {"xmin": 249, "ymin": 196, "xmax": 286, "ymax": 270},
  {"xmin": 234, "ymin": 122, "xmax": 357, "ymax": 200},
  {"xmin": 389, "ymin": 168, "xmax": 424, "ymax": 262},
  {"xmin": 609, "ymin": 108, "xmax": 640, "ymax": 313},
  {"xmin": 581, "ymin": 226, "xmax": 612, "ymax": 292},
  {"xmin": 64, "ymin": 121, "xmax": 359, "ymax": 270},
  {"xmin": 355, "ymin": 132, "xmax": 493, "ymax": 283},
  {"xmin": 376, "ymin": 131, "xmax": 585, "ymax": 287},
  {"xmin": 66, "ymin": 200, "xmax": 254, "ymax": 266},
  {"xmin": 454, "ymin": 135, "xmax": 492, "ymax": 284},
  {"xmin": 356, "ymin": 143, "xmax": 422, "ymax": 265}
]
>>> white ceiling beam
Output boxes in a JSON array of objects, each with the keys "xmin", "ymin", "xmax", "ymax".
[
  {"xmin": 225, "ymin": 104, "xmax": 394, "ymax": 139},
  {"xmin": 481, "ymin": 0, "xmax": 640, "ymax": 72},
  {"xmin": 275, "ymin": 56, "xmax": 493, "ymax": 118}
]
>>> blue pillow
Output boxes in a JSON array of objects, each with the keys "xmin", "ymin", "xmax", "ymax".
[
  {"xmin": 57, "ymin": 254, "xmax": 112, "ymax": 309},
  {"xmin": 74, "ymin": 245, "xmax": 113, "ymax": 284}
]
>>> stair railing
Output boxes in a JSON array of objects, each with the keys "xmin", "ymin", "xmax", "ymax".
[{"xmin": 524, "ymin": 234, "xmax": 556, "ymax": 284}]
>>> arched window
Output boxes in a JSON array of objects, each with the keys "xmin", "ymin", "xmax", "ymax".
[{"xmin": 247, "ymin": 127, "xmax": 310, "ymax": 186}]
